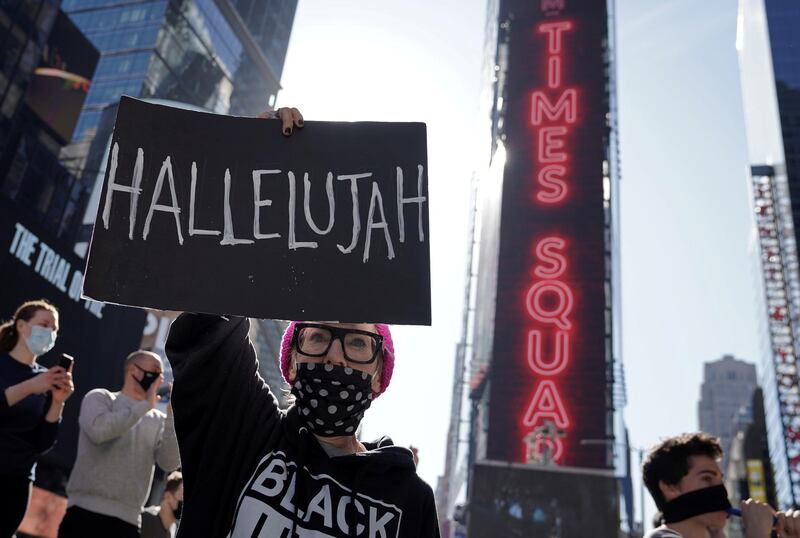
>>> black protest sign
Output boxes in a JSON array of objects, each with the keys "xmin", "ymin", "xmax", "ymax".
[{"xmin": 83, "ymin": 97, "xmax": 431, "ymax": 324}]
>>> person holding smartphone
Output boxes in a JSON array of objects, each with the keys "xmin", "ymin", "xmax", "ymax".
[
  {"xmin": 58, "ymin": 350, "xmax": 180, "ymax": 538},
  {"xmin": 0, "ymin": 299, "xmax": 74, "ymax": 537}
]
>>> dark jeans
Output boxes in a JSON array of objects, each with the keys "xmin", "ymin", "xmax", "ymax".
[
  {"xmin": 58, "ymin": 506, "xmax": 140, "ymax": 538},
  {"xmin": 0, "ymin": 475, "xmax": 30, "ymax": 538}
]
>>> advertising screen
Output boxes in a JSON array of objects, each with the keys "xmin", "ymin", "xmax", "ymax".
[
  {"xmin": 25, "ymin": 10, "xmax": 99, "ymax": 143},
  {"xmin": 470, "ymin": 461, "xmax": 619, "ymax": 536},
  {"xmin": 486, "ymin": 0, "xmax": 610, "ymax": 467}
]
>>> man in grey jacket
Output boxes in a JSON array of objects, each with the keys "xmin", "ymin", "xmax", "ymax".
[{"xmin": 58, "ymin": 350, "xmax": 181, "ymax": 538}]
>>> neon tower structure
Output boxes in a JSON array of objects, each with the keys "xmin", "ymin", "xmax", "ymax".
[{"xmin": 437, "ymin": 0, "xmax": 631, "ymax": 534}]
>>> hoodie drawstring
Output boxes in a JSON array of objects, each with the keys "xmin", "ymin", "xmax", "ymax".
[{"xmin": 291, "ymin": 426, "xmax": 310, "ymax": 537}]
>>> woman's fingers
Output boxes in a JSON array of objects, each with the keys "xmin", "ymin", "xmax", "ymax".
[
  {"xmin": 279, "ymin": 107, "xmax": 294, "ymax": 136},
  {"xmin": 256, "ymin": 107, "xmax": 303, "ymax": 136},
  {"xmin": 290, "ymin": 107, "xmax": 304, "ymax": 128}
]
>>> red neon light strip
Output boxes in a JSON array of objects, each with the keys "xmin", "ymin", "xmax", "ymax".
[
  {"xmin": 527, "ymin": 329, "xmax": 570, "ymax": 375},
  {"xmin": 523, "ymin": 380, "xmax": 570, "ymax": 428}
]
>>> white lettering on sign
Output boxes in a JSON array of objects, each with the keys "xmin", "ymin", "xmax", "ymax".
[
  {"xmin": 7, "ymin": 222, "xmax": 103, "ymax": 318},
  {"xmin": 143, "ymin": 156, "xmax": 184, "ymax": 245},
  {"xmin": 100, "ymin": 148, "xmax": 427, "ymax": 264},
  {"xmin": 190, "ymin": 161, "xmax": 222, "ymax": 237},
  {"xmin": 395, "ymin": 165, "xmax": 426, "ymax": 244},
  {"xmin": 102, "ymin": 143, "xmax": 144, "ymax": 240},
  {"xmin": 252, "ymin": 169, "xmax": 281, "ymax": 240},
  {"xmin": 9, "ymin": 223, "xmax": 39, "ymax": 266}
]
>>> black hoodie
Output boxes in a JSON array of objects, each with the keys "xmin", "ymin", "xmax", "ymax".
[{"xmin": 165, "ymin": 313, "xmax": 440, "ymax": 538}]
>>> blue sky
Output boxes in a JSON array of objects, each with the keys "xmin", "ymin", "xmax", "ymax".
[
  {"xmin": 618, "ymin": 0, "xmax": 759, "ymax": 525},
  {"xmin": 278, "ymin": 0, "xmax": 762, "ymax": 530},
  {"xmin": 276, "ymin": 0, "xmax": 485, "ymax": 493}
]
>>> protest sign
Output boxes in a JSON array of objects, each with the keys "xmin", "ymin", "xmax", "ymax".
[{"xmin": 84, "ymin": 97, "xmax": 431, "ymax": 324}]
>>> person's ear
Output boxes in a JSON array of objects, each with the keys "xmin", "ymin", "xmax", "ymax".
[
  {"xmin": 371, "ymin": 373, "xmax": 381, "ymax": 395},
  {"xmin": 370, "ymin": 358, "xmax": 383, "ymax": 395},
  {"xmin": 659, "ymin": 480, "xmax": 681, "ymax": 503},
  {"xmin": 288, "ymin": 352, "xmax": 297, "ymax": 382}
]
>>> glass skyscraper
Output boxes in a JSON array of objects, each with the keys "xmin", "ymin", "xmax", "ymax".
[
  {"xmin": 63, "ymin": 0, "xmax": 297, "ymax": 143},
  {"xmin": 0, "ymin": 0, "xmax": 99, "ymax": 243},
  {"xmin": 739, "ymin": 0, "xmax": 800, "ymax": 509}
]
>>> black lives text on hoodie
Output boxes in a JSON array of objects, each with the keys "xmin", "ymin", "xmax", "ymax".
[{"xmin": 165, "ymin": 313, "xmax": 440, "ymax": 538}]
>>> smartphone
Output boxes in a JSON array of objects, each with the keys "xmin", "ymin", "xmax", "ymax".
[{"xmin": 58, "ymin": 353, "xmax": 74, "ymax": 372}]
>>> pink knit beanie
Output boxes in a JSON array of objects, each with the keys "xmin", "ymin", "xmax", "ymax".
[{"xmin": 279, "ymin": 322, "xmax": 395, "ymax": 398}]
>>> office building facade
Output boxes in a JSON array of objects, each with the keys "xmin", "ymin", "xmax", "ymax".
[
  {"xmin": 63, "ymin": 0, "xmax": 297, "ymax": 143},
  {"xmin": 698, "ymin": 354, "xmax": 758, "ymax": 470},
  {"xmin": 739, "ymin": 0, "xmax": 800, "ymax": 508},
  {"xmin": 1, "ymin": 1, "xmax": 99, "ymax": 243}
]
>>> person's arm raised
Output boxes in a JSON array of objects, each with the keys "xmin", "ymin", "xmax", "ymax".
[
  {"xmin": 79, "ymin": 389, "xmax": 151, "ymax": 444},
  {"xmin": 164, "ymin": 314, "xmax": 283, "ymax": 517}
]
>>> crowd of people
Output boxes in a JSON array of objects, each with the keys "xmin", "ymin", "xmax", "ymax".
[
  {"xmin": 0, "ymin": 300, "xmax": 183, "ymax": 538},
  {"xmin": 4, "ymin": 110, "xmax": 800, "ymax": 538},
  {"xmin": 1, "ymin": 109, "xmax": 439, "ymax": 538}
]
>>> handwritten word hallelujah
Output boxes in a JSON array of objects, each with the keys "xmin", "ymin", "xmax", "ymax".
[{"xmin": 100, "ymin": 143, "xmax": 427, "ymax": 263}]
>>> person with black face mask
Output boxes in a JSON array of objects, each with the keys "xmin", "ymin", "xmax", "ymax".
[
  {"xmin": 58, "ymin": 351, "xmax": 180, "ymax": 538},
  {"xmin": 162, "ymin": 106, "xmax": 438, "ymax": 537},
  {"xmin": 166, "ymin": 314, "xmax": 440, "ymax": 537},
  {"xmin": 642, "ymin": 432, "xmax": 800, "ymax": 538},
  {"xmin": 141, "ymin": 471, "xmax": 183, "ymax": 538}
]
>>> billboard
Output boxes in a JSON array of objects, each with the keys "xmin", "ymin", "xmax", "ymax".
[
  {"xmin": 486, "ymin": 0, "xmax": 610, "ymax": 467},
  {"xmin": 25, "ymin": 10, "xmax": 99, "ymax": 143},
  {"xmin": 469, "ymin": 461, "xmax": 619, "ymax": 537},
  {"xmin": 1, "ymin": 196, "xmax": 146, "ymax": 476}
]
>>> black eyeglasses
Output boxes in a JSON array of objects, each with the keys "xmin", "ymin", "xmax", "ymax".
[{"xmin": 292, "ymin": 323, "xmax": 383, "ymax": 364}]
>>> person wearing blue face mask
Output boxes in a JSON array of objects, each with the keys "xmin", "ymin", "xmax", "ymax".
[{"xmin": 0, "ymin": 299, "xmax": 74, "ymax": 537}]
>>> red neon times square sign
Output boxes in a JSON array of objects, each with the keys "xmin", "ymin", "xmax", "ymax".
[{"xmin": 487, "ymin": 0, "xmax": 609, "ymax": 468}]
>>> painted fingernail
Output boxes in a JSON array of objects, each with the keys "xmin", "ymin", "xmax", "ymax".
[
  {"xmin": 284, "ymin": 127, "xmax": 291, "ymax": 136},
  {"xmin": 297, "ymin": 120, "xmax": 304, "ymax": 127}
]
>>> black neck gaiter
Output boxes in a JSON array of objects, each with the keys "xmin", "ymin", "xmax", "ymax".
[
  {"xmin": 291, "ymin": 362, "xmax": 374, "ymax": 437},
  {"xmin": 662, "ymin": 484, "xmax": 732, "ymax": 524}
]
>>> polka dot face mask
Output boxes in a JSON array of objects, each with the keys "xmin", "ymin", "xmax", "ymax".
[{"xmin": 291, "ymin": 362, "xmax": 374, "ymax": 437}]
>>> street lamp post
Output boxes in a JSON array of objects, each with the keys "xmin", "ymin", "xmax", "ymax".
[{"xmin": 580, "ymin": 438, "xmax": 646, "ymax": 538}]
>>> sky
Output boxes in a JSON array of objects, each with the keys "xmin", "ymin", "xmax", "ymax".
[
  {"xmin": 617, "ymin": 0, "xmax": 759, "ymax": 527},
  {"xmin": 275, "ymin": 0, "xmax": 487, "ymax": 492},
  {"xmin": 277, "ymin": 0, "xmax": 762, "ymax": 531}
]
